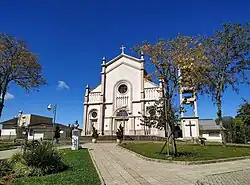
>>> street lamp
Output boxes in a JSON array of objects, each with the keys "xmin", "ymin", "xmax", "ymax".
[{"xmin": 47, "ymin": 104, "xmax": 57, "ymax": 141}]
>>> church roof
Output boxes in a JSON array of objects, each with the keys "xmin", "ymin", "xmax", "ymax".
[
  {"xmin": 144, "ymin": 79, "xmax": 159, "ymax": 88},
  {"xmin": 90, "ymin": 84, "xmax": 101, "ymax": 93},
  {"xmin": 105, "ymin": 53, "xmax": 142, "ymax": 67},
  {"xmin": 199, "ymin": 119, "xmax": 220, "ymax": 131}
]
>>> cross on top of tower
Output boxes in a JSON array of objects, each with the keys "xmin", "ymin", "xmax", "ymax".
[{"xmin": 120, "ymin": 45, "xmax": 126, "ymax": 54}]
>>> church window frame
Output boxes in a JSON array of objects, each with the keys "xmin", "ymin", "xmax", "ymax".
[
  {"xmin": 118, "ymin": 84, "xmax": 128, "ymax": 95},
  {"xmin": 89, "ymin": 109, "xmax": 98, "ymax": 120},
  {"xmin": 91, "ymin": 111, "xmax": 97, "ymax": 118}
]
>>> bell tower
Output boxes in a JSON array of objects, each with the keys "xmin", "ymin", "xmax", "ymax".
[{"xmin": 179, "ymin": 70, "xmax": 199, "ymax": 139}]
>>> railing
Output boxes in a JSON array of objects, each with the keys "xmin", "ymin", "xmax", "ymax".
[
  {"xmin": 88, "ymin": 92, "xmax": 101, "ymax": 102},
  {"xmin": 144, "ymin": 88, "xmax": 159, "ymax": 100},
  {"xmin": 116, "ymin": 96, "xmax": 129, "ymax": 108}
]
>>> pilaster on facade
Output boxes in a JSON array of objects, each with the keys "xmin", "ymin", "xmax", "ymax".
[
  {"xmin": 83, "ymin": 84, "xmax": 90, "ymax": 136},
  {"xmin": 140, "ymin": 51, "xmax": 145, "ymax": 117},
  {"xmin": 100, "ymin": 57, "xmax": 106, "ymax": 135}
]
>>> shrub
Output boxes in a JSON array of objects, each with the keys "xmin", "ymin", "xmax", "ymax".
[
  {"xmin": 0, "ymin": 160, "xmax": 12, "ymax": 177},
  {"xmin": 116, "ymin": 124, "xmax": 124, "ymax": 140},
  {"xmin": 22, "ymin": 141, "xmax": 68, "ymax": 176},
  {"xmin": 0, "ymin": 160, "xmax": 13, "ymax": 185},
  {"xmin": 8, "ymin": 141, "xmax": 68, "ymax": 177}
]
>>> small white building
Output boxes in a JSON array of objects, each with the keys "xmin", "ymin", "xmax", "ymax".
[
  {"xmin": 199, "ymin": 119, "xmax": 222, "ymax": 142},
  {"xmin": 0, "ymin": 114, "xmax": 72, "ymax": 140}
]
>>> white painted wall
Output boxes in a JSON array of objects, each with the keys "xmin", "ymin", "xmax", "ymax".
[
  {"xmin": 28, "ymin": 133, "xmax": 44, "ymax": 140},
  {"xmin": 18, "ymin": 114, "xmax": 31, "ymax": 127},
  {"xmin": 181, "ymin": 118, "xmax": 199, "ymax": 138},
  {"xmin": 1, "ymin": 129, "xmax": 16, "ymax": 136},
  {"xmin": 106, "ymin": 64, "xmax": 141, "ymax": 103},
  {"xmin": 201, "ymin": 133, "xmax": 222, "ymax": 142}
]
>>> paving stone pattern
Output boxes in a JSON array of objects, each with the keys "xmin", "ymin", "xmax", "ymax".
[
  {"xmin": 196, "ymin": 169, "xmax": 250, "ymax": 185},
  {"xmin": 85, "ymin": 143, "xmax": 250, "ymax": 185}
]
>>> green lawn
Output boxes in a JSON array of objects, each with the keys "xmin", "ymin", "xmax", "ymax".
[
  {"xmin": 0, "ymin": 140, "xmax": 18, "ymax": 151},
  {"xmin": 120, "ymin": 142, "xmax": 250, "ymax": 161},
  {"xmin": 12, "ymin": 149, "xmax": 101, "ymax": 185}
]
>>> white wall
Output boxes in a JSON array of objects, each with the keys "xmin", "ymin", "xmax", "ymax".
[
  {"xmin": 18, "ymin": 114, "xmax": 31, "ymax": 127},
  {"xmin": 202, "ymin": 133, "xmax": 222, "ymax": 142},
  {"xmin": 1, "ymin": 129, "xmax": 16, "ymax": 136},
  {"xmin": 28, "ymin": 133, "xmax": 44, "ymax": 140},
  {"xmin": 105, "ymin": 57, "xmax": 141, "ymax": 104},
  {"xmin": 181, "ymin": 118, "xmax": 199, "ymax": 138}
]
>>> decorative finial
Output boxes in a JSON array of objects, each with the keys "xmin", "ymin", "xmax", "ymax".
[
  {"xmin": 140, "ymin": 50, "xmax": 144, "ymax": 60},
  {"xmin": 86, "ymin": 84, "xmax": 89, "ymax": 89},
  {"xmin": 120, "ymin": 45, "xmax": 126, "ymax": 54},
  {"xmin": 102, "ymin": 56, "xmax": 106, "ymax": 65}
]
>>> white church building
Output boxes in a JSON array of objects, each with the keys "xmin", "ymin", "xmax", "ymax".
[{"xmin": 82, "ymin": 46, "xmax": 222, "ymax": 142}]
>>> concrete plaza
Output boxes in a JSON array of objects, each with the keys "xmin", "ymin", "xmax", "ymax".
[{"xmin": 86, "ymin": 143, "xmax": 250, "ymax": 185}]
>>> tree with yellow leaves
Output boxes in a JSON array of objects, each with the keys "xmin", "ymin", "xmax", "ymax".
[
  {"xmin": 135, "ymin": 34, "xmax": 207, "ymax": 156},
  {"xmin": 0, "ymin": 34, "xmax": 46, "ymax": 118}
]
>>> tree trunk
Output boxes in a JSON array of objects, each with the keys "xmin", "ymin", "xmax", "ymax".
[
  {"xmin": 172, "ymin": 137, "xmax": 177, "ymax": 156},
  {"xmin": 0, "ymin": 101, "xmax": 4, "ymax": 120},
  {"xmin": 216, "ymin": 96, "xmax": 226, "ymax": 146},
  {"xmin": 0, "ymin": 89, "xmax": 6, "ymax": 119},
  {"xmin": 0, "ymin": 78, "xmax": 9, "ymax": 119}
]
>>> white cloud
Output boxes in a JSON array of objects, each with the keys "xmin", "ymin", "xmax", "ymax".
[
  {"xmin": 4, "ymin": 92, "xmax": 15, "ymax": 100},
  {"xmin": 57, "ymin": 81, "xmax": 70, "ymax": 90}
]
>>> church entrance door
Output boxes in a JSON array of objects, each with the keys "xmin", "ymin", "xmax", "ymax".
[
  {"xmin": 115, "ymin": 119, "xmax": 129, "ymax": 135},
  {"xmin": 115, "ymin": 109, "xmax": 130, "ymax": 135}
]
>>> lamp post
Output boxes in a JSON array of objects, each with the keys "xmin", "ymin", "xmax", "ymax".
[{"xmin": 47, "ymin": 104, "xmax": 57, "ymax": 142}]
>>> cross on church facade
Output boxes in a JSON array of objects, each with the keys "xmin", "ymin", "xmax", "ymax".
[
  {"xmin": 120, "ymin": 45, "xmax": 125, "ymax": 54},
  {"xmin": 185, "ymin": 121, "xmax": 196, "ymax": 137}
]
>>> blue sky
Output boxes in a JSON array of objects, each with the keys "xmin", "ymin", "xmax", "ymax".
[{"xmin": 1, "ymin": 0, "xmax": 249, "ymax": 127}]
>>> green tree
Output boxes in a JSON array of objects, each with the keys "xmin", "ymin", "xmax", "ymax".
[
  {"xmin": 202, "ymin": 23, "xmax": 250, "ymax": 145},
  {"xmin": 233, "ymin": 117, "xmax": 245, "ymax": 143},
  {"xmin": 236, "ymin": 101, "xmax": 250, "ymax": 125},
  {"xmin": 0, "ymin": 34, "xmax": 46, "ymax": 118},
  {"xmin": 216, "ymin": 116, "xmax": 234, "ymax": 143},
  {"xmin": 236, "ymin": 101, "xmax": 250, "ymax": 143}
]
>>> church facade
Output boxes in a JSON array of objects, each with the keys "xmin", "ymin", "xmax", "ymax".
[{"xmin": 82, "ymin": 48, "xmax": 165, "ymax": 136}]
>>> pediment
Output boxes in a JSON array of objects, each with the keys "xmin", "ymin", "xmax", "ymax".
[
  {"xmin": 105, "ymin": 53, "xmax": 142, "ymax": 67},
  {"xmin": 106, "ymin": 61, "xmax": 141, "ymax": 74},
  {"xmin": 90, "ymin": 84, "xmax": 101, "ymax": 92}
]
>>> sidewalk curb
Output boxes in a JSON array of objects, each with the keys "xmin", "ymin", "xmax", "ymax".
[
  {"xmin": 88, "ymin": 148, "xmax": 106, "ymax": 185},
  {"xmin": 117, "ymin": 145, "xmax": 250, "ymax": 165}
]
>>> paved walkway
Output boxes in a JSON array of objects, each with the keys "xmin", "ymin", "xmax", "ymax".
[{"xmin": 85, "ymin": 143, "xmax": 250, "ymax": 185}]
